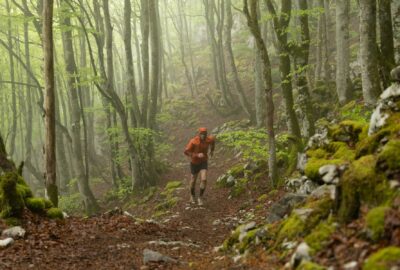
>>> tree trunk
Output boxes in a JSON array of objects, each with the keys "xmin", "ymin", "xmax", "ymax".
[
  {"xmin": 42, "ymin": 0, "xmax": 58, "ymax": 206},
  {"xmin": 225, "ymin": 0, "xmax": 255, "ymax": 123},
  {"xmin": 6, "ymin": 0, "xmax": 17, "ymax": 157},
  {"xmin": 360, "ymin": 0, "xmax": 382, "ymax": 105},
  {"xmin": 124, "ymin": 0, "xmax": 141, "ymax": 127},
  {"xmin": 243, "ymin": 0, "xmax": 277, "ymax": 186},
  {"xmin": 140, "ymin": 0, "xmax": 150, "ymax": 127},
  {"xmin": 378, "ymin": 0, "xmax": 395, "ymax": 88},
  {"xmin": 335, "ymin": 0, "xmax": 352, "ymax": 103},
  {"xmin": 60, "ymin": 0, "xmax": 99, "ymax": 214}
]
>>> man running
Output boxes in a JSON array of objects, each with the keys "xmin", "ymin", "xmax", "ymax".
[{"xmin": 184, "ymin": 127, "xmax": 215, "ymax": 206}]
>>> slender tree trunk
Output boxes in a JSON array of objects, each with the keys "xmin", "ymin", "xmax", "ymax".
[
  {"xmin": 336, "ymin": 0, "xmax": 352, "ymax": 103},
  {"xmin": 295, "ymin": 0, "xmax": 315, "ymax": 137},
  {"xmin": 360, "ymin": 0, "xmax": 382, "ymax": 105},
  {"xmin": 243, "ymin": 0, "xmax": 277, "ymax": 186},
  {"xmin": 6, "ymin": 0, "xmax": 17, "ymax": 157},
  {"xmin": 225, "ymin": 0, "xmax": 255, "ymax": 122},
  {"xmin": 60, "ymin": 0, "xmax": 99, "ymax": 214},
  {"xmin": 133, "ymin": 1, "xmax": 144, "ymax": 93},
  {"xmin": 140, "ymin": 0, "xmax": 150, "ymax": 127},
  {"xmin": 265, "ymin": 0, "xmax": 301, "ymax": 144},
  {"xmin": 124, "ymin": 0, "xmax": 141, "ymax": 127},
  {"xmin": 378, "ymin": 0, "xmax": 395, "ymax": 88},
  {"xmin": 43, "ymin": 0, "xmax": 58, "ymax": 206},
  {"xmin": 148, "ymin": 0, "xmax": 160, "ymax": 129}
]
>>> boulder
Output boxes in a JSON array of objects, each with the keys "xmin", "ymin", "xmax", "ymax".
[
  {"xmin": 2, "ymin": 226, "xmax": 26, "ymax": 239},
  {"xmin": 266, "ymin": 194, "xmax": 307, "ymax": 223},
  {"xmin": 290, "ymin": 242, "xmax": 311, "ymax": 269},
  {"xmin": 319, "ymin": 164, "xmax": 340, "ymax": 184},
  {"xmin": 310, "ymin": 185, "xmax": 336, "ymax": 200},
  {"xmin": 143, "ymin": 249, "xmax": 177, "ymax": 264}
]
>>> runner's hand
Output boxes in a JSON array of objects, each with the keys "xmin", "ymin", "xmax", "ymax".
[{"xmin": 198, "ymin": 153, "xmax": 205, "ymax": 158}]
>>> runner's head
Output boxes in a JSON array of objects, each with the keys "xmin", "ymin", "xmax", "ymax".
[{"xmin": 198, "ymin": 127, "xmax": 207, "ymax": 140}]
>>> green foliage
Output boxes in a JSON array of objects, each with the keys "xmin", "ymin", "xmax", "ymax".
[
  {"xmin": 165, "ymin": 181, "xmax": 182, "ymax": 190},
  {"xmin": 59, "ymin": 193, "xmax": 83, "ymax": 214},
  {"xmin": 154, "ymin": 196, "xmax": 179, "ymax": 211},
  {"xmin": 363, "ymin": 247, "xmax": 400, "ymax": 270},
  {"xmin": 4, "ymin": 217, "xmax": 21, "ymax": 226},
  {"xmin": 218, "ymin": 129, "xmax": 268, "ymax": 162},
  {"xmin": 365, "ymin": 206, "xmax": 390, "ymax": 242},
  {"xmin": 46, "ymin": 208, "xmax": 64, "ymax": 219},
  {"xmin": 340, "ymin": 101, "xmax": 372, "ymax": 123}
]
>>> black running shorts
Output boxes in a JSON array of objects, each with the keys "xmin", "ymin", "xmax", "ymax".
[{"xmin": 190, "ymin": 161, "xmax": 208, "ymax": 175}]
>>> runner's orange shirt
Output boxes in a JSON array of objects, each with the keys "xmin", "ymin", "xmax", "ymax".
[{"xmin": 184, "ymin": 135, "xmax": 215, "ymax": 164}]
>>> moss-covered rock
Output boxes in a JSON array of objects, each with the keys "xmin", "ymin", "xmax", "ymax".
[
  {"xmin": 377, "ymin": 139, "xmax": 400, "ymax": 174},
  {"xmin": 304, "ymin": 158, "xmax": 345, "ymax": 181},
  {"xmin": 329, "ymin": 120, "xmax": 366, "ymax": 144},
  {"xmin": 46, "ymin": 207, "xmax": 64, "ymax": 219},
  {"xmin": 25, "ymin": 197, "xmax": 46, "ymax": 213},
  {"xmin": 304, "ymin": 220, "xmax": 336, "ymax": 254},
  {"xmin": 363, "ymin": 246, "xmax": 400, "ymax": 270},
  {"xmin": 277, "ymin": 197, "xmax": 333, "ymax": 243},
  {"xmin": 338, "ymin": 155, "xmax": 389, "ymax": 223},
  {"xmin": 154, "ymin": 197, "xmax": 179, "ymax": 211},
  {"xmin": 365, "ymin": 206, "xmax": 390, "ymax": 242},
  {"xmin": 0, "ymin": 172, "xmax": 25, "ymax": 218},
  {"xmin": 297, "ymin": 261, "xmax": 325, "ymax": 270}
]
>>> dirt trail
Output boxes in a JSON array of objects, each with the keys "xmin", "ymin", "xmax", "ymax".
[{"xmin": 0, "ymin": 97, "xmax": 269, "ymax": 269}]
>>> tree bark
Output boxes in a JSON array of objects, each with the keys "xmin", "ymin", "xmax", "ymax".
[
  {"xmin": 335, "ymin": 0, "xmax": 352, "ymax": 103},
  {"xmin": 360, "ymin": 0, "xmax": 382, "ymax": 105},
  {"xmin": 243, "ymin": 0, "xmax": 277, "ymax": 186},
  {"xmin": 42, "ymin": 0, "xmax": 58, "ymax": 206}
]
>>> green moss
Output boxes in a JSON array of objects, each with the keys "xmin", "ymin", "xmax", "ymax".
[
  {"xmin": 46, "ymin": 207, "xmax": 64, "ymax": 219},
  {"xmin": 297, "ymin": 261, "xmax": 325, "ymax": 270},
  {"xmin": 377, "ymin": 140, "xmax": 400, "ymax": 172},
  {"xmin": 0, "ymin": 172, "xmax": 25, "ymax": 218},
  {"xmin": 237, "ymin": 228, "xmax": 258, "ymax": 253},
  {"xmin": 305, "ymin": 220, "xmax": 336, "ymax": 253},
  {"xmin": 257, "ymin": 194, "xmax": 268, "ymax": 202},
  {"xmin": 329, "ymin": 120, "xmax": 366, "ymax": 144},
  {"xmin": 366, "ymin": 206, "xmax": 390, "ymax": 242},
  {"xmin": 16, "ymin": 184, "xmax": 33, "ymax": 199},
  {"xmin": 338, "ymin": 155, "xmax": 389, "ymax": 223},
  {"xmin": 355, "ymin": 130, "xmax": 389, "ymax": 159},
  {"xmin": 305, "ymin": 158, "xmax": 345, "ymax": 181},
  {"xmin": 306, "ymin": 148, "xmax": 329, "ymax": 159},
  {"xmin": 277, "ymin": 213, "xmax": 305, "ymax": 241},
  {"xmin": 364, "ymin": 247, "xmax": 400, "ymax": 270},
  {"xmin": 327, "ymin": 142, "xmax": 355, "ymax": 161},
  {"xmin": 222, "ymin": 229, "xmax": 241, "ymax": 252},
  {"xmin": 25, "ymin": 197, "xmax": 46, "ymax": 213},
  {"xmin": 44, "ymin": 199, "xmax": 53, "ymax": 209},
  {"xmin": 165, "ymin": 181, "xmax": 182, "ymax": 190}
]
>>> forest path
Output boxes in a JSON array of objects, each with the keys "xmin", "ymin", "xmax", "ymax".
[{"xmin": 0, "ymin": 96, "xmax": 270, "ymax": 269}]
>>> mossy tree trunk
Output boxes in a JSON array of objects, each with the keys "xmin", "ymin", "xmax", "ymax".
[
  {"xmin": 360, "ymin": 0, "xmax": 382, "ymax": 105},
  {"xmin": 243, "ymin": 0, "xmax": 278, "ymax": 186}
]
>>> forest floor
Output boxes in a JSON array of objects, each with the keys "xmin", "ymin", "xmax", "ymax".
[{"xmin": 0, "ymin": 93, "xmax": 282, "ymax": 269}]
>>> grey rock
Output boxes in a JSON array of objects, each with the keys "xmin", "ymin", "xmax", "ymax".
[
  {"xmin": 143, "ymin": 249, "xmax": 177, "ymax": 264},
  {"xmin": 266, "ymin": 194, "xmax": 307, "ymax": 223},
  {"xmin": 343, "ymin": 261, "xmax": 358, "ymax": 270},
  {"xmin": 298, "ymin": 180, "xmax": 318, "ymax": 195},
  {"xmin": 148, "ymin": 240, "xmax": 200, "ymax": 248},
  {"xmin": 290, "ymin": 242, "xmax": 311, "ymax": 269},
  {"xmin": 307, "ymin": 130, "xmax": 329, "ymax": 149},
  {"xmin": 0, "ymin": 238, "xmax": 14, "ymax": 248},
  {"xmin": 2, "ymin": 226, "xmax": 26, "ymax": 239},
  {"xmin": 240, "ymin": 221, "xmax": 256, "ymax": 233},
  {"xmin": 319, "ymin": 164, "xmax": 340, "ymax": 184},
  {"xmin": 226, "ymin": 175, "xmax": 236, "ymax": 186},
  {"xmin": 311, "ymin": 184, "xmax": 336, "ymax": 200}
]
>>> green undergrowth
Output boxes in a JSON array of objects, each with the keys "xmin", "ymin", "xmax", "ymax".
[
  {"xmin": 297, "ymin": 261, "xmax": 325, "ymax": 270},
  {"xmin": 153, "ymin": 180, "xmax": 182, "ymax": 218},
  {"xmin": 365, "ymin": 206, "xmax": 390, "ymax": 242}
]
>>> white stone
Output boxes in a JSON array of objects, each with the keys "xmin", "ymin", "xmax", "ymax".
[
  {"xmin": 143, "ymin": 249, "xmax": 176, "ymax": 264},
  {"xmin": 293, "ymin": 208, "xmax": 314, "ymax": 221},
  {"xmin": 343, "ymin": 261, "xmax": 358, "ymax": 270},
  {"xmin": 319, "ymin": 164, "xmax": 339, "ymax": 184},
  {"xmin": 2, "ymin": 226, "xmax": 26, "ymax": 239},
  {"xmin": 0, "ymin": 238, "xmax": 14, "ymax": 248},
  {"xmin": 290, "ymin": 242, "xmax": 311, "ymax": 268}
]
